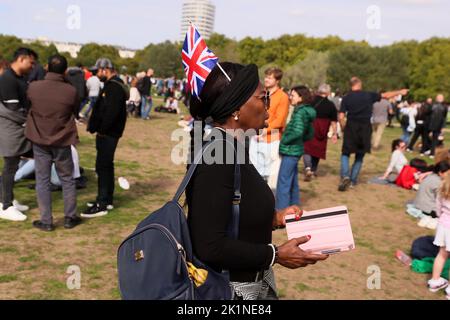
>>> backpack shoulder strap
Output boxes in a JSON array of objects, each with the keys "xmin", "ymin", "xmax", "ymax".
[{"xmin": 172, "ymin": 136, "xmax": 241, "ymax": 240}]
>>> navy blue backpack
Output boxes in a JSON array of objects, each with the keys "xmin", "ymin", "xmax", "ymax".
[{"xmin": 117, "ymin": 139, "xmax": 240, "ymax": 300}]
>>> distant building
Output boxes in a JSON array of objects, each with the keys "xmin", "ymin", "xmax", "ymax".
[
  {"xmin": 180, "ymin": 0, "xmax": 215, "ymax": 41},
  {"xmin": 22, "ymin": 37, "xmax": 136, "ymax": 59}
]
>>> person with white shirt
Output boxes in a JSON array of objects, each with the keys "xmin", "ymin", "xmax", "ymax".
[
  {"xmin": 380, "ymin": 139, "xmax": 408, "ymax": 181},
  {"xmin": 80, "ymin": 69, "xmax": 102, "ymax": 118},
  {"xmin": 369, "ymin": 139, "xmax": 409, "ymax": 186},
  {"xmin": 165, "ymin": 97, "xmax": 180, "ymax": 114},
  {"xmin": 127, "ymin": 77, "xmax": 141, "ymax": 116}
]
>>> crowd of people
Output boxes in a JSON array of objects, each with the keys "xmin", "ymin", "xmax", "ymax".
[
  {"xmin": 0, "ymin": 48, "xmax": 128, "ymax": 229},
  {"xmin": 0, "ymin": 46, "xmax": 449, "ymax": 300}
]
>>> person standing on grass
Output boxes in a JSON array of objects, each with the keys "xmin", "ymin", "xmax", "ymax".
[
  {"xmin": 371, "ymin": 95, "xmax": 390, "ymax": 150},
  {"xmin": 302, "ymin": 84, "xmax": 338, "ymax": 181},
  {"xmin": 427, "ymin": 172, "xmax": 450, "ymax": 300},
  {"xmin": 25, "ymin": 54, "xmax": 82, "ymax": 231},
  {"xmin": 337, "ymin": 77, "xmax": 408, "ymax": 192},
  {"xmin": 83, "ymin": 58, "xmax": 129, "ymax": 218},
  {"xmin": 66, "ymin": 63, "xmax": 87, "ymax": 114},
  {"xmin": 429, "ymin": 94, "xmax": 447, "ymax": 160},
  {"xmin": 407, "ymin": 101, "xmax": 433, "ymax": 155},
  {"xmin": 80, "ymin": 68, "xmax": 102, "ymax": 118},
  {"xmin": 399, "ymin": 100, "xmax": 417, "ymax": 145},
  {"xmin": 0, "ymin": 48, "xmax": 37, "ymax": 222},
  {"xmin": 276, "ymin": 86, "xmax": 316, "ymax": 210},
  {"xmin": 138, "ymin": 68, "xmax": 155, "ymax": 120},
  {"xmin": 249, "ymin": 67, "xmax": 289, "ymax": 190}
]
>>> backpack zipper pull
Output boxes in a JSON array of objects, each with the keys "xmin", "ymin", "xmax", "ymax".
[{"xmin": 176, "ymin": 243, "xmax": 184, "ymax": 275}]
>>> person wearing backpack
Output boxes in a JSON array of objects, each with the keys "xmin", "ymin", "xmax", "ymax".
[
  {"xmin": 186, "ymin": 62, "xmax": 328, "ymax": 300},
  {"xmin": 276, "ymin": 86, "xmax": 316, "ymax": 210},
  {"xmin": 83, "ymin": 58, "xmax": 129, "ymax": 218},
  {"xmin": 399, "ymin": 100, "xmax": 417, "ymax": 145}
]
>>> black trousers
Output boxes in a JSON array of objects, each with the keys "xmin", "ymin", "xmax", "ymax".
[
  {"xmin": 95, "ymin": 135, "xmax": 119, "ymax": 206},
  {"xmin": 430, "ymin": 131, "xmax": 441, "ymax": 156},
  {"xmin": 1, "ymin": 156, "xmax": 20, "ymax": 209},
  {"xmin": 408, "ymin": 125, "xmax": 430, "ymax": 153}
]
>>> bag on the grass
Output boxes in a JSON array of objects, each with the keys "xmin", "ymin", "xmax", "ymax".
[
  {"xmin": 117, "ymin": 138, "xmax": 240, "ymax": 300},
  {"xmin": 395, "ymin": 165, "xmax": 418, "ymax": 189},
  {"xmin": 411, "ymin": 236, "xmax": 439, "ymax": 259},
  {"xmin": 410, "ymin": 158, "xmax": 429, "ymax": 172},
  {"xmin": 411, "ymin": 257, "xmax": 450, "ymax": 279}
]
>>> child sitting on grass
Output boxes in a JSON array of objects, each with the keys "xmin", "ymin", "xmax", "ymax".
[{"xmin": 427, "ymin": 171, "xmax": 450, "ymax": 299}]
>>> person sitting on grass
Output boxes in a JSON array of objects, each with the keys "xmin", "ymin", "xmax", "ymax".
[
  {"xmin": 427, "ymin": 171, "xmax": 450, "ymax": 299},
  {"xmin": 406, "ymin": 162, "xmax": 450, "ymax": 228},
  {"xmin": 379, "ymin": 139, "xmax": 408, "ymax": 182},
  {"xmin": 155, "ymin": 97, "xmax": 180, "ymax": 114}
]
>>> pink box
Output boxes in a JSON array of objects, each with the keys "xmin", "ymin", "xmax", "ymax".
[{"xmin": 285, "ymin": 206, "xmax": 355, "ymax": 255}]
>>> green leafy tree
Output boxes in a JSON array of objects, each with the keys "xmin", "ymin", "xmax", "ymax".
[
  {"xmin": 0, "ymin": 34, "xmax": 26, "ymax": 61},
  {"xmin": 284, "ymin": 51, "xmax": 329, "ymax": 89},
  {"xmin": 408, "ymin": 38, "xmax": 450, "ymax": 100},
  {"xmin": 207, "ymin": 33, "xmax": 241, "ymax": 63},
  {"xmin": 135, "ymin": 41, "xmax": 184, "ymax": 78},
  {"xmin": 237, "ymin": 37, "xmax": 266, "ymax": 66},
  {"xmin": 327, "ymin": 44, "xmax": 378, "ymax": 92},
  {"xmin": 77, "ymin": 43, "xmax": 121, "ymax": 69}
]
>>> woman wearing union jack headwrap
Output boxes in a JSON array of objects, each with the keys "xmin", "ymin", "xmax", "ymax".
[{"xmin": 184, "ymin": 59, "xmax": 329, "ymax": 300}]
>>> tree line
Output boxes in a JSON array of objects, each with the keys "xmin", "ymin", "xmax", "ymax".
[{"xmin": 0, "ymin": 33, "xmax": 449, "ymax": 100}]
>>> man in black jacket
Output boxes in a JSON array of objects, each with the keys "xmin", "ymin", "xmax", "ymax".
[
  {"xmin": 0, "ymin": 47, "xmax": 37, "ymax": 221},
  {"xmin": 83, "ymin": 58, "xmax": 129, "ymax": 218},
  {"xmin": 429, "ymin": 94, "xmax": 447, "ymax": 159},
  {"xmin": 137, "ymin": 68, "xmax": 154, "ymax": 120}
]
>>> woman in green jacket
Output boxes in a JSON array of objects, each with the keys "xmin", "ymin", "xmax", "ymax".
[{"xmin": 276, "ymin": 86, "xmax": 316, "ymax": 210}]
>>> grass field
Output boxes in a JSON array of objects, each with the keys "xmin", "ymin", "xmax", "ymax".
[{"xmin": 0, "ymin": 98, "xmax": 446, "ymax": 300}]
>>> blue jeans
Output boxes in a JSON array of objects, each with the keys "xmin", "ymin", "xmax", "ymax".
[
  {"xmin": 141, "ymin": 95, "xmax": 153, "ymax": 119},
  {"xmin": 340, "ymin": 153, "xmax": 365, "ymax": 185},
  {"xmin": 14, "ymin": 159, "xmax": 66, "ymax": 186},
  {"xmin": 401, "ymin": 128, "xmax": 411, "ymax": 145},
  {"xmin": 83, "ymin": 96, "xmax": 97, "ymax": 117},
  {"xmin": 276, "ymin": 155, "xmax": 300, "ymax": 210}
]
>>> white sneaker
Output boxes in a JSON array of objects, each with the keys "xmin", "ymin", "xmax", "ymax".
[
  {"xmin": 428, "ymin": 277, "xmax": 448, "ymax": 293},
  {"xmin": 426, "ymin": 218, "xmax": 438, "ymax": 230},
  {"xmin": 0, "ymin": 206, "xmax": 27, "ymax": 221},
  {"xmin": 12, "ymin": 200, "xmax": 29, "ymax": 212},
  {"xmin": 446, "ymin": 286, "xmax": 450, "ymax": 300},
  {"xmin": 418, "ymin": 216, "xmax": 432, "ymax": 228}
]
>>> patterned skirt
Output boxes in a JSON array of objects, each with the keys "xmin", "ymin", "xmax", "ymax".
[{"xmin": 230, "ymin": 267, "xmax": 278, "ymax": 300}]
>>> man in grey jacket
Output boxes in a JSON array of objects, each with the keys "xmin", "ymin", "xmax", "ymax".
[{"xmin": 0, "ymin": 48, "xmax": 36, "ymax": 222}]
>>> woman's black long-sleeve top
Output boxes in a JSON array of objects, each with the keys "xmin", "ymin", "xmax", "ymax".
[{"xmin": 186, "ymin": 130, "xmax": 275, "ymax": 282}]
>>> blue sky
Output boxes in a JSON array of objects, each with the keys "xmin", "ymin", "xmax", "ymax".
[{"xmin": 0, "ymin": 0, "xmax": 449, "ymax": 49}]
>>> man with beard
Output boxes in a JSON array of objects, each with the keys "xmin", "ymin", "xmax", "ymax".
[{"xmin": 83, "ymin": 58, "xmax": 129, "ymax": 218}]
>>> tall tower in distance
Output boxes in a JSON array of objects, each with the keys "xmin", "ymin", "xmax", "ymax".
[{"xmin": 180, "ymin": 0, "xmax": 216, "ymax": 41}]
